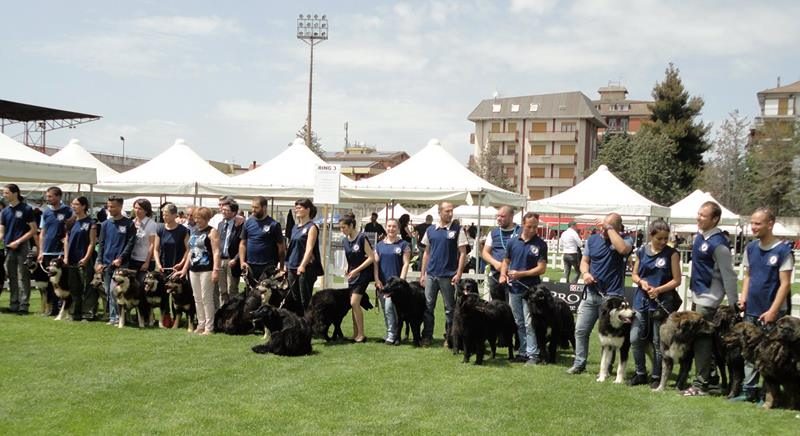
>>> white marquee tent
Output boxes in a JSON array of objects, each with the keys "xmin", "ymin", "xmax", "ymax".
[
  {"xmin": 670, "ymin": 190, "xmax": 739, "ymax": 225},
  {"xmin": 95, "ymin": 139, "xmax": 229, "ymax": 196},
  {"xmin": 205, "ymin": 138, "xmax": 356, "ymax": 198},
  {"xmin": 0, "ymin": 132, "xmax": 96, "ymax": 185},
  {"xmin": 342, "ymin": 139, "xmax": 525, "ymax": 206},
  {"xmin": 362, "ymin": 203, "xmax": 414, "ymax": 223},
  {"xmin": 527, "ymin": 165, "xmax": 670, "ymax": 217}
]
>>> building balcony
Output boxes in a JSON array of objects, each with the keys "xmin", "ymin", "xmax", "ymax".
[
  {"xmin": 497, "ymin": 154, "xmax": 517, "ymax": 165},
  {"xmin": 527, "ymin": 154, "xmax": 576, "ymax": 165},
  {"xmin": 528, "ymin": 131, "xmax": 578, "ymax": 142},
  {"xmin": 489, "ymin": 132, "xmax": 518, "ymax": 142},
  {"xmin": 527, "ymin": 177, "xmax": 575, "ymax": 188}
]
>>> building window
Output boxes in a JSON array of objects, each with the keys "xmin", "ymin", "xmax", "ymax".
[
  {"xmin": 764, "ymin": 99, "xmax": 779, "ymax": 116},
  {"xmin": 560, "ymin": 122, "xmax": 576, "ymax": 132},
  {"xmin": 560, "ymin": 144, "xmax": 576, "ymax": 155},
  {"xmin": 530, "ymin": 167, "xmax": 545, "ymax": 178},
  {"xmin": 531, "ymin": 144, "xmax": 546, "ymax": 155},
  {"xmin": 507, "ymin": 122, "xmax": 517, "ymax": 133},
  {"xmin": 778, "ymin": 98, "xmax": 789, "ymax": 116},
  {"xmin": 532, "ymin": 122, "xmax": 547, "ymax": 133},
  {"xmin": 491, "ymin": 122, "xmax": 501, "ymax": 133},
  {"xmin": 511, "ymin": 104, "xmax": 519, "ymax": 112},
  {"xmin": 529, "ymin": 189, "xmax": 545, "ymax": 200},
  {"xmin": 559, "ymin": 167, "xmax": 575, "ymax": 179}
]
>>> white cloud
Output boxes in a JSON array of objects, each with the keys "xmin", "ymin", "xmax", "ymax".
[{"xmin": 509, "ymin": 0, "xmax": 559, "ymax": 14}]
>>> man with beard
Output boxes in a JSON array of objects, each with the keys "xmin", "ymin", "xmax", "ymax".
[
  {"xmin": 481, "ymin": 205, "xmax": 519, "ymax": 301},
  {"xmin": 239, "ymin": 196, "xmax": 285, "ymax": 282}
]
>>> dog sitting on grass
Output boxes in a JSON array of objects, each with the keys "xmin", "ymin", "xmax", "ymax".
[
  {"xmin": 164, "ymin": 274, "xmax": 195, "ymax": 332},
  {"xmin": 524, "ymin": 285, "xmax": 576, "ymax": 364},
  {"xmin": 250, "ymin": 305, "xmax": 312, "ymax": 356},
  {"xmin": 46, "ymin": 258, "xmax": 72, "ymax": 321}
]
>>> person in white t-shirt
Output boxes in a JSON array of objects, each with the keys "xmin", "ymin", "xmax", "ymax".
[{"xmin": 559, "ymin": 221, "xmax": 583, "ymax": 283}]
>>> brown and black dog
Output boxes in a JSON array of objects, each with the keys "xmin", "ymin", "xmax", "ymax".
[
  {"xmin": 655, "ymin": 311, "xmax": 715, "ymax": 391},
  {"xmin": 164, "ymin": 274, "xmax": 195, "ymax": 332},
  {"xmin": 111, "ymin": 268, "xmax": 146, "ymax": 328},
  {"xmin": 46, "ymin": 258, "xmax": 72, "ymax": 321}
]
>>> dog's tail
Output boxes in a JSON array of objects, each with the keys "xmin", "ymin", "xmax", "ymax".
[{"xmin": 360, "ymin": 293, "xmax": 374, "ymax": 311}]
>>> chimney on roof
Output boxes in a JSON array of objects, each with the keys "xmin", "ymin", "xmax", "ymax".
[{"xmin": 777, "ymin": 76, "xmax": 781, "ymax": 87}]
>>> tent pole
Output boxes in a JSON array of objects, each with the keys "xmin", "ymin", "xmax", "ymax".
[
  {"xmin": 321, "ymin": 204, "xmax": 330, "ymax": 289},
  {"xmin": 193, "ymin": 182, "xmax": 198, "ymax": 204},
  {"xmin": 475, "ymin": 192, "xmax": 482, "ymax": 274}
]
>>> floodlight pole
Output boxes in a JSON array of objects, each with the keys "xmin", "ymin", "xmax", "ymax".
[{"xmin": 297, "ymin": 14, "xmax": 328, "ymax": 148}]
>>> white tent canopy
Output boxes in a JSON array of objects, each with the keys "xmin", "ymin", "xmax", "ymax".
[
  {"xmin": 418, "ymin": 204, "xmax": 498, "ymax": 227},
  {"xmin": 205, "ymin": 138, "xmax": 356, "ymax": 198},
  {"xmin": 54, "ymin": 139, "xmax": 119, "ymax": 181},
  {"xmin": 0, "ymin": 132, "xmax": 97, "ymax": 185},
  {"xmin": 670, "ymin": 190, "xmax": 739, "ymax": 225},
  {"xmin": 527, "ymin": 165, "xmax": 670, "ymax": 217},
  {"xmin": 95, "ymin": 139, "xmax": 229, "ymax": 195},
  {"xmin": 342, "ymin": 139, "xmax": 525, "ymax": 206},
  {"xmin": 362, "ymin": 203, "xmax": 414, "ymax": 223}
]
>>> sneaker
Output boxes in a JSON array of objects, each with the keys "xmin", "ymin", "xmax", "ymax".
[
  {"xmin": 566, "ymin": 365, "xmax": 585, "ymax": 375},
  {"xmin": 512, "ymin": 354, "xmax": 529, "ymax": 363},
  {"xmin": 729, "ymin": 392, "xmax": 757, "ymax": 403},
  {"xmin": 420, "ymin": 338, "xmax": 432, "ymax": 347},
  {"xmin": 628, "ymin": 374, "xmax": 649, "ymax": 386}
]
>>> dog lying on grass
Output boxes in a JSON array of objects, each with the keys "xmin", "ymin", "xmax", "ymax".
[{"xmin": 250, "ymin": 305, "xmax": 312, "ymax": 356}]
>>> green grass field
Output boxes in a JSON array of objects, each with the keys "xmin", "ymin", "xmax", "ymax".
[{"xmin": 2, "ymin": 267, "xmax": 799, "ymax": 435}]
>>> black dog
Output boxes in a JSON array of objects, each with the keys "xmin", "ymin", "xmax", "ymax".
[
  {"xmin": 164, "ymin": 275, "xmax": 195, "ymax": 332},
  {"xmin": 712, "ymin": 305, "xmax": 743, "ymax": 398},
  {"xmin": 46, "ymin": 258, "xmax": 72, "ymax": 321},
  {"xmin": 111, "ymin": 268, "xmax": 147, "ymax": 328},
  {"xmin": 214, "ymin": 288, "xmax": 263, "ymax": 335},
  {"xmin": 449, "ymin": 279, "xmax": 482, "ymax": 351},
  {"xmin": 251, "ymin": 305, "xmax": 312, "ymax": 356},
  {"xmin": 486, "ymin": 299, "xmax": 516, "ymax": 361},
  {"xmin": 305, "ymin": 288, "xmax": 374, "ymax": 342},
  {"xmin": 753, "ymin": 316, "xmax": 800, "ymax": 410},
  {"xmin": 524, "ymin": 285, "xmax": 576, "ymax": 364},
  {"xmin": 381, "ymin": 278, "xmax": 425, "ymax": 346},
  {"xmin": 596, "ymin": 296, "xmax": 634, "ymax": 383}
]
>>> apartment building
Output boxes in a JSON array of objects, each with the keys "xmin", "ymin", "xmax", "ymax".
[
  {"xmin": 592, "ymin": 84, "xmax": 653, "ymax": 137},
  {"xmin": 322, "ymin": 143, "xmax": 410, "ymax": 180},
  {"xmin": 756, "ymin": 78, "xmax": 800, "ymax": 131},
  {"xmin": 468, "ymin": 91, "xmax": 605, "ymax": 200}
]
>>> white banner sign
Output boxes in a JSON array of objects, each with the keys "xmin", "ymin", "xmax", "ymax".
[{"xmin": 314, "ymin": 164, "xmax": 341, "ymax": 205}]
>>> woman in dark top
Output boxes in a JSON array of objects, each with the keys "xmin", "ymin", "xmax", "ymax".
[
  {"xmin": 181, "ymin": 207, "xmax": 219, "ymax": 335},
  {"xmin": 340, "ymin": 212, "xmax": 375, "ymax": 343},
  {"xmin": 63, "ymin": 196, "xmax": 96, "ymax": 321},
  {"xmin": 286, "ymin": 198, "xmax": 323, "ymax": 311},
  {"xmin": 154, "ymin": 203, "xmax": 189, "ymax": 328},
  {"xmin": 398, "ymin": 214, "xmax": 413, "ymax": 243},
  {"xmin": 374, "ymin": 218, "xmax": 410, "ymax": 345}
]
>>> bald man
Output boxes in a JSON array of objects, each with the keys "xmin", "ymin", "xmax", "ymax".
[{"xmin": 567, "ymin": 213, "xmax": 633, "ymax": 375}]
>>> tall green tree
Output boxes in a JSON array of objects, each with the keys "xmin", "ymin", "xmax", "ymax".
[
  {"xmin": 739, "ymin": 121, "xmax": 800, "ymax": 216},
  {"xmin": 594, "ymin": 130, "xmax": 686, "ymax": 205},
  {"xmin": 645, "ymin": 63, "xmax": 710, "ymax": 192},
  {"xmin": 468, "ymin": 144, "xmax": 515, "ymax": 191},
  {"xmin": 295, "ymin": 123, "xmax": 325, "ymax": 158},
  {"xmin": 698, "ymin": 111, "xmax": 749, "ymax": 213}
]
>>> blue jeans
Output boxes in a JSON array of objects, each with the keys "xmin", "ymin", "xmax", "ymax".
[
  {"xmin": 572, "ymin": 290, "xmax": 605, "ymax": 369},
  {"xmin": 509, "ymin": 291, "xmax": 538, "ymax": 358},
  {"xmin": 422, "ymin": 276, "xmax": 456, "ymax": 340},
  {"xmin": 630, "ymin": 310, "xmax": 662, "ymax": 378},
  {"xmin": 103, "ymin": 266, "xmax": 120, "ymax": 323},
  {"xmin": 380, "ymin": 295, "xmax": 398, "ymax": 342}
]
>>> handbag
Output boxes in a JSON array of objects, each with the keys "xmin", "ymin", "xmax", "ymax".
[{"xmin": 651, "ymin": 289, "xmax": 682, "ymax": 321}]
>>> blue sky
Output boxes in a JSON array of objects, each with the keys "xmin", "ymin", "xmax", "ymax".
[{"xmin": 2, "ymin": 0, "xmax": 798, "ymax": 166}]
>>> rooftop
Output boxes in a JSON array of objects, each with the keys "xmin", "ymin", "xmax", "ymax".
[
  {"xmin": 468, "ymin": 91, "xmax": 605, "ymax": 125},
  {"xmin": 758, "ymin": 79, "xmax": 800, "ymax": 95},
  {"xmin": 0, "ymin": 99, "xmax": 100, "ymax": 121}
]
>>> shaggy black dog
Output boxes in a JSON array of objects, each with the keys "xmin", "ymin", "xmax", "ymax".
[
  {"xmin": 305, "ymin": 288, "xmax": 374, "ymax": 342},
  {"xmin": 712, "ymin": 305, "xmax": 743, "ymax": 398},
  {"xmin": 111, "ymin": 268, "xmax": 147, "ymax": 328},
  {"xmin": 596, "ymin": 296, "xmax": 634, "ymax": 383},
  {"xmin": 486, "ymin": 299, "xmax": 516, "ymax": 361},
  {"xmin": 455, "ymin": 292, "xmax": 493, "ymax": 364},
  {"xmin": 250, "ymin": 305, "xmax": 312, "ymax": 356},
  {"xmin": 739, "ymin": 316, "xmax": 800, "ymax": 410},
  {"xmin": 214, "ymin": 287, "xmax": 263, "ymax": 335},
  {"xmin": 381, "ymin": 278, "xmax": 425, "ymax": 346},
  {"xmin": 655, "ymin": 311, "xmax": 714, "ymax": 391},
  {"xmin": 46, "ymin": 258, "xmax": 72, "ymax": 321},
  {"xmin": 449, "ymin": 278, "xmax": 482, "ymax": 351},
  {"xmin": 164, "ymin": 275, "xmax": 195, "ymax": 332},
  {"xmin": 524, "ymin": 285, "xmax": 576, "ymax": 364}
]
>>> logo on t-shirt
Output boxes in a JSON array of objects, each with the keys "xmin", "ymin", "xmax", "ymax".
[
  {"xmin": 118, "ymin": 225, "xmax": 127, "ymax": 234},
  {"xmin": 81, "ymin": 223, "xmax": 90, "ymax": 231},
  {"xmin": 530, "ymin": 246, "xmax": 539, "ymax": 256},
  {"xmin": 352, "ymin": 244, "xmax": 360, "ymax": 251},
  {"xmin": 262, "ymin": 224, "xmax": 271, "ymax": 233},
  {"xmin": 447, "ymin": 231, "xmax": 456, "ymax": 239},
  {"xmin": 15, "ymin": 210, "xmax": 22, "ymax": 218},
  {"xmin": 394, "ymin": 247, "xmax": 402, "ymax": 254},
  {"xmin": 655, "ymin": 257, "xmax": 667, "ymax": 268},
  {"xmin": 57, "ymin": 214, "xmax": 65, "ymax": 221},
  {"xmin": 302, "ymin": 227, "xmax": 308, "ymax": 235},
  {"xmin": 700, "ymin": 242, "xmax": 709, "ymax": 252},
  {"xmin": 768, "ymin": 255, "xmax": 778, "ymax": 266}
]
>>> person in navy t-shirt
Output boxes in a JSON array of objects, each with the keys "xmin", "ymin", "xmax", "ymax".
[
  {"xmin": 567, "ymin": 212, "xmax": 633, "ymax": 375},
  {"xmin": 374, "ymin": 218, "xmax": 411, "ymax": 345},
  {"xmin": 63, "ymin": 196, "xmax": 97, "ymax": 321},
  {"xmin": 340, "ymin": 212, "xmax": 375, "ymax": 343},
  {"xmin": 38, "ymin": 186, "xmax": 73, "ymax": 315},
  {"xmin": 419, "ymin": 201, "xmax": 468, "ymax": 347},
  {"xmin": 239, "ymin": 196, "xmax": 285, "ymax": 283},
  {"xmin": 734, "ymin": 207, "xmax": 794, "ymax": 402},
  {"xmin": 481, "ymin": 205, "xmax": 519, "ymax": 301},
  {"xmin": 1, "ymin": 184, "xmax": 38, "ymax": 314},
  {"xmin": 500, "ymin": 212, "xmax": 547, "ymax": 364},
  {"xmin": 630, "ymin": 219, "xmax": 681, "ymax": 388}
]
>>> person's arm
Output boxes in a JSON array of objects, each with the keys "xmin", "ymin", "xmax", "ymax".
[
  {"xmin": 173, "ymin": 232, "xmax": 190, "ymax": 278},
  {"xmin": 238, "ymin": 225, "xmax": 249, "ymax": 272},
  {"xmin": 140, "ymin": 223, "xmax": 156, "ymax": 271},
  {"xmin": 499, "ymin": 258, "xmax": 510, "ymax": 284},
  {"xmin": 153, "ymin": 231, "xmax": 163, "ymax": 272},
  {"xmin": 95, "ymin": 222, "xmax": 106, "ymax": 271},
  {"xmin": 276, "ymin": 237, "xmax": 286, "ymax": 271},
  {"xmin": 37, "ymin": 220, "xmax": 47, "ymax": 261},
  {"xmin": 481, "ymin": 232, "xmax": 502, "ymax": 271},
  {"xmin": 400, "ymin": 245, "xmax": 411, "ymax": 280},
  {"xmin": 452, "ymin": 229, "xmax": 468, "ymax": 284},
  {"xmin": 580, "ymin": 248, "xmax": 595, "ymax": 285},
  {"xmin": 713, "ymin": 244, "xmax": 739, "ymax": 307},
  {"xmin": 118, "ymin": 221, "xmax": 137, "ymax": 267},
  {"xmin": 654, "ymin": 251, "xmax": 682, "ymax": 296},
  {"xmin": 420, "ymin": 245, "xmax": 430, "ymax": 285},
  {"xmin": 606, "ymin": 227, "xmax": 632, "ymax": 255},
  {"xmin": 211, "ymin": 229, "xmax": 221, "ymax": 283},
  {"xmin": 298, "ymin": 225, "xmax": 318, "ymax": 274},
  {"xmin": 738, "ymin": 250, "xmax": 750, "ymax": 311},
  {"xmin": 373, "ymin": 247, "xmax": 382, "ymax": 288},
  {"xmin": 631, "ymin": 255, "xmax": 643, "ymax": 287}
]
